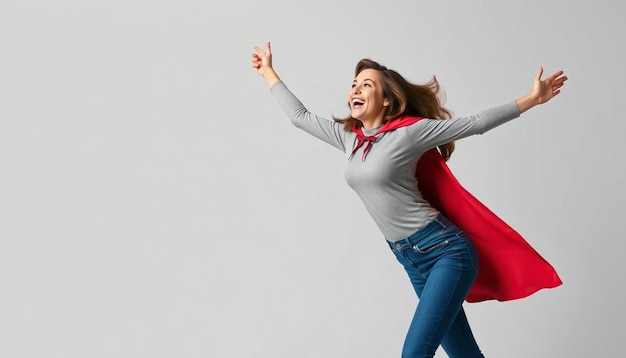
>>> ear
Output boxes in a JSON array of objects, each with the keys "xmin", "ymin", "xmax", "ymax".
[{"xmin": 383, "ymin": 98, "xmax": 389, "ymax": 106}]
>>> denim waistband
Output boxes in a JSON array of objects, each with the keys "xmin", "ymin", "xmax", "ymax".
[{"xmin": 387, "ymin": 213, "xmax": 454, "ymax": 252}]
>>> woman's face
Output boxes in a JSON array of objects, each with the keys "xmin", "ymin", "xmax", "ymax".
[{"xmin": 349, "ymin": 68, "xmax": 389, "ymax": 123}]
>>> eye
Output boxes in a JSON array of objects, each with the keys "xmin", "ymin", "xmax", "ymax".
[
  {"xmin": 364, "ymin": 83, "xmax": 372, "ymax": 87},
  {"xmin": 351, "ymin": 84, "xmax": 356, "ymax": 88}
]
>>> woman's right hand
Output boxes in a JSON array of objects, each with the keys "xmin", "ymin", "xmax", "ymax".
[
  {"xmin": 252, "ymin": 41, "xmax": 272, "ymax": 75},
  {"xmin": 252, "ymin": 41, "xmax": 280, "ymax": 87}
]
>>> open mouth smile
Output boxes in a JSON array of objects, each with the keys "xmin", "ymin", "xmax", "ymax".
[{"xmin": 351, "ymin": 98, "xmax": 365, "ymax": 109}]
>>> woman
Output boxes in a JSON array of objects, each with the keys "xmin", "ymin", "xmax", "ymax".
[{"xmin": 251, "ymin": 41, "xmax": 566, "ymax": 358}]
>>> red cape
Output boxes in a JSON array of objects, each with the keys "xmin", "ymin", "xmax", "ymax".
[{"xmin": 353, "ymin": 116, "xmax": 562, "ymax": 302}]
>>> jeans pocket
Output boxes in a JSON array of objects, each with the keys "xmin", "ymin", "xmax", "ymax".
[
  {"xmin": 401, "ymin": 235, "xmax": 451, "ymax": 267},
  {"xmin": 413, "ymin": 237, "xmax": 451, "ymax": 254}
]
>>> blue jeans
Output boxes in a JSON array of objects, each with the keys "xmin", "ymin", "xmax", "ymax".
[{"xmin": 387, "ymin": 214, "xmax": 484, "ymax": 358}]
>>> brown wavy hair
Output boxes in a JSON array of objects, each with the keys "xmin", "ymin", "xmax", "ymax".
[{"xmin": 334, "ymin": 59, "xmax": 455, "ymax": 161}]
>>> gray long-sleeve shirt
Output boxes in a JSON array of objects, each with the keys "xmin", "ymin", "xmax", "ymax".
[{"xmin": 270, "ymin": 80, "xmax": 520, "ymax": 242}]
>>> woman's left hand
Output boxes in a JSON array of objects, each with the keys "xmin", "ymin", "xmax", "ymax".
[{"xmin": 530, "ymin": 67, "xmax": 568, "ymax": 105}]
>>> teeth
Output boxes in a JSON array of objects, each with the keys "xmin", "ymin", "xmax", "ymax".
[{"xmin": 352, "ymin": 98, "xmax": 364, "ymax": 105}]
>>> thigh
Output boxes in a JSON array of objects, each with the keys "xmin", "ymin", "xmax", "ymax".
[
  {"xmin": 391, "ymin": 248, "xmax": 427, "ymax": 297},
  {"xmin": 402, "ymin": 255, "xmax": 477, "ymax": 357}
]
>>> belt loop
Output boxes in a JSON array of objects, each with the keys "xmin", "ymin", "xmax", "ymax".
[
  {"xmin": 434, "ymin": 213, "xmax": 447, "ymax": 229},
  {"xmin": 404, "ymin": 236, "xmax": 413, "ymax": 250}
]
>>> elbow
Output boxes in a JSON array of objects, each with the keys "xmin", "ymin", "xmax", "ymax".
[{"xmin": 289, "ymin": 107, "xmax": 309, "ymax": 128}]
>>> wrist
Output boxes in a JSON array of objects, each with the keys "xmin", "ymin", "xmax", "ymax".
[
  {"xmin": 515, "ymin": 93, "xmax": 538, "ymax": 114},
  {"xmin": 263, "ymin": 68, "xmax": 280, "ymax": 88}
]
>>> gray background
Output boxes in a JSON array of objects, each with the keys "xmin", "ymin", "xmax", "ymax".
[{"xmin": 1, "ymin": 0, "xmax": 623, "ymax": 357}]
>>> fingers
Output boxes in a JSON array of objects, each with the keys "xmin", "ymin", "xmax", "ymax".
[
  {"xmin": 254, "ymin": 41, "xmax": 272, "ymax": 56},
  {"xmin": 546, "ymin": 70, "xmax": 565, "ymax": 83},
  {"xmin": 546, "ymin": 73, "xmax": 567, "ymax": 99},
  {"xmin": 251, "ymin": 53, "xmax": 262, "ymax": 69},
  {"xmin": 552, "ymin": 76, "xmax": 568, "ymax": 87},
  {"xmin": 252, "ymin": 42, "xmax": 270, "ymax": 71},
  {"xmin": 546, "ymin": 80, "xmax": 565, "ymax": 100}
]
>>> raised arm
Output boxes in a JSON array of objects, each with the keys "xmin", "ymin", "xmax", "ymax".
[
  {"xmin": 408, "ymin": 67, "xmax": 568, "ymax": 151},
  {"xmin": 251, "ymin": 42, "xmax": 351, "ymax": 152}
]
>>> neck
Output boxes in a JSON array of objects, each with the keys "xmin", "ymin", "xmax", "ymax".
[{"xmin": 359, "ymin": 116, "xmax": 384, "ymax": 130}]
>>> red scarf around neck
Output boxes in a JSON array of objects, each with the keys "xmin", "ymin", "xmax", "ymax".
[{"xmin": 351, "ymin": 116, "xmax": 562, "ymax": 302}]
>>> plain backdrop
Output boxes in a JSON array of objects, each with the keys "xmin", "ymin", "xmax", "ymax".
[{"xmin": 1, "ymin": 0, "xmax": 624, "ymax": 357}]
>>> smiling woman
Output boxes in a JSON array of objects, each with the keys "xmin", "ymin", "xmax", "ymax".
[
  {"xmin": 251, "ymin": 41, "xmax": 566, "ymax": 358},
  {"xmin": 346, "ymin": 70, "xmax": 390, "ymax": 127}
]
